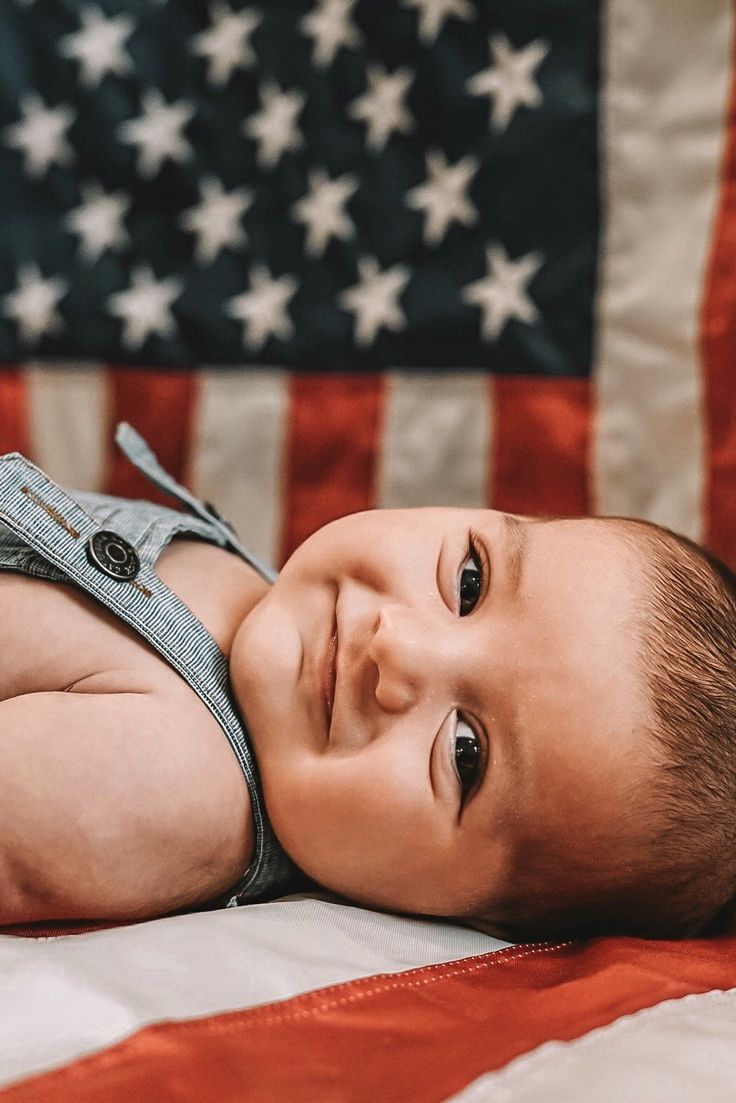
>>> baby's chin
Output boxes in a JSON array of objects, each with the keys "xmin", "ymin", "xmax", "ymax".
[
  {"xmin": 228, "ymin": 595, "xmax": 306, "ymax": 755},
  {"xmin": 228, "ymin": 609, "xmax": 271, "ymax": 735}
]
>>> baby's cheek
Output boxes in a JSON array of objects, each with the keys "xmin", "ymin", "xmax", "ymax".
[
  {"xmin": 264, "ymin": 756, "xmax": 375, "ymax": 853},
  {"xmin": 264, "ymin": 754, "xmax": 441, "ymax": 895}
]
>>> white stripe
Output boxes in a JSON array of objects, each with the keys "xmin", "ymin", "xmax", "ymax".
[
  {"xmin": 0, "ymin": 899, "xmax": 505, "ymax": 1089},
  {"xmin": 377, "ymin": 371, "xmax": 491, "ymax": 508},
  {"xmin": 593, "ymin": 0, "xmax": 733, "ymax": 539},
  {"xmin": 445, "ymin": 986, "xmax": 736, "ymax": 1102},
  {"xmin": 189, "ymin": 369, "xmax": 288, "ymax": 570},
  {"xmin": 24, "ymin": 362, "xmax": 108, "ymax": 491}
]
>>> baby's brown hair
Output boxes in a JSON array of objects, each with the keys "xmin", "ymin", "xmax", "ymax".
[
  {"xmin": 476, "ymin": 517, "xmax": 736, "ymax": 942},
  {"xmin": 624, "ymin": 518, "xmax": 736, "ymax": 936}
]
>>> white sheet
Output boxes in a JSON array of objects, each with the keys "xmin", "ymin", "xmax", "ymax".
[{"xmin": 0, "ymin": 893, "xmax": 507, "ymax": 1089}]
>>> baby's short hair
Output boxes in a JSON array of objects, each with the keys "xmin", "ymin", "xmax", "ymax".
[
  {"xmin": 480, "ymin": 516, "xmax": 736, "ymax": 942},
  {"xmin": 625, "ymin": 518, "xmax": 736, "ymax": 936}
]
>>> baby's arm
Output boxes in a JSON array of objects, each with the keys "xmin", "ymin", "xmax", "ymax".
[{"xmin": 0, "ymin": 691, "xmax": 250, "ymax": 924}]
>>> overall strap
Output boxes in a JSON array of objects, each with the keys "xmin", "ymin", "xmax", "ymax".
[
  {"xmin": 115, "ymin": 423, "xmax": 278, "ymax": 584},
  {"xmin": 0, "ymin": 451, "xmax": 276, "ymax": 904}
]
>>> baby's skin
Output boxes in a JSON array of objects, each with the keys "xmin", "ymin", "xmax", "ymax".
[{"xmin": 0, "ymin": 508, "xmax": 654, "ymax": 927}]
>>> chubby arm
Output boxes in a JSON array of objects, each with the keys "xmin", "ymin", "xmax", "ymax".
[{"xmin": 0, "ymin": 690, "xmax": 253, "ymax": 924}]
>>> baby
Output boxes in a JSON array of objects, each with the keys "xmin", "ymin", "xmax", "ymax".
[{"xmin": 1, "ymin": 425, "xmax": 734, "ymax": 941}]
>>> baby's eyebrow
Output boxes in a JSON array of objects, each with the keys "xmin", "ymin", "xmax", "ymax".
[{"xmin": 503, "ymin": 514, "xmax": 528, "ymax": 598}]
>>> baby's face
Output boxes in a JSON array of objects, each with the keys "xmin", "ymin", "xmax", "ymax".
[{"xmin": 230, "ymin": 508, "xmax": 654, "ymax": 922}]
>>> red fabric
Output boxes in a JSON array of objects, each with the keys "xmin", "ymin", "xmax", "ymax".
[
  {"xmin": 103, "ymin": 368, "xmax": 200, "ymax": 506},
  {"xmin": 279, "ymin": 373, "xmax": 383, "ymax": 563},
  {"xmin": 0, "ymin": 369, "xmax": 30, "ymax": 456},
  {"xmin": 491, "ymin": 375, "xmax": 591, "ymax": 516},
  {"xmin": 702, "ymin": 11, "xmax": 736, "ymax": 566},
  {"xmin": 0, "ymin": 917, "xmax": 148, "ymax": 938},
  {"xmin": 2, "ymin": 935, "xmax": 735, "ymax": 1102}
]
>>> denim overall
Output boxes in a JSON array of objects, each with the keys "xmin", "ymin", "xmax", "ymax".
[{"xmin": 0, "ymin": 422, "xmax": 298, "ymax": 907}]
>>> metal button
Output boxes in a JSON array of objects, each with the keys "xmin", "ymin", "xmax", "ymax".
[{"xmin": 86, "ymin": 530, "xmax": 140, "ymax": 581}]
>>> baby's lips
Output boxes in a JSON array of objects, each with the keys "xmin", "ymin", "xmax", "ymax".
[{"xmin": 323, "ymin": 626, "xmax": 338, "ymax": 735}]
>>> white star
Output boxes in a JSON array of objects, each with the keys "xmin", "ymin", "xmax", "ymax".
[
  {"xmin": 291, "ymin": 169, "xmax": 358, "ymax": 257},
  {"xmin": 225, "ymin": 264, "xmax": 299, "ymax": 350},
  {"xmin": 65, "ymin": 183, "xmax": 130, "ymax": 262},
  {"xmin": 242, "ymin": 82, "xmax": 305, "ymax": 169},
  {"xmin": 400, "ymin": 0, "xmax": 473, "ymax": 44},
  {"xmin": 2, "ymin": 264, "xmax": 68, "ymax": 344},
  {"xmin": 180, "ymin": 176, "xmax": 252, "ymax": 263},
  {"xmin": 347, "ymin": 65, "xmax": 415, "ymax": 152},
  {"xmin": 118, "ymin": 90, "xmax": 194, "ymax": 178},
  {"xmin": 190, "ymin": 2, "xmax": 261, "ymax": 87},
  {"xmin": 405, "ymin": 150, "xmax": 479, "ymax": 246},
  {"xmin": 299, "ymin": 0, "xmax": 362, "ymax": 69},
  {"xmin": 466, "ymin": 34, "xmax": 549, "ymax": 132},
  {"xmin": 338, "ymin": 256, "xmax": 411, "ymax": 347},
  {"xmin": 461, "ymin": 244, "xmax": 543, "ymax": 340},
  {"xmin": 58, "ymin": 6, "xmax": 135, "ymax": 88},
  {"xmin": 107, "ymin": 266, "xmax": 182, "ymax": 350},
  {"xmin": 3, "ymin": 92, "xmax": 75, "ymax": 178}
]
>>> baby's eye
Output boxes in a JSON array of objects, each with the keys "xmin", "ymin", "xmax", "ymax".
[
  {"xmin": 458, "ymin": 533, "xmax": 483, "ymax": 616},
  {"xmin": 453, "ymin": 716, "xmax": 481, "ymax": 796}
]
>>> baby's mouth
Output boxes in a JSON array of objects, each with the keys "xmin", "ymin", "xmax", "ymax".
[{"xmin": 321, "ymin": 621, "xmax": 338, "ymax": 741}]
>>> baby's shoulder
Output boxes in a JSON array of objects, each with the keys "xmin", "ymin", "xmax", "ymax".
[
  {"xmin": 0, "ymin": 685, "xmax": 254, "ymax": 923},
  {"xmin": 0, "ymin": 539, "xmax": 263, "ymax": 923},
  {"xmin": 0, "ymin": 536, "xmax": 268, "ymax": 701},
  {"xmin": 155, "ymin": 536, "xmax": 271, "ymax": 658}
]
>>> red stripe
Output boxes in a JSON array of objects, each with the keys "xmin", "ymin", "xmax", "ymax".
[
  {"xmin": 0, "ymin": 368, "xmax": 30, "ymax": 456},
  {"xmin": 701, "ymin": 13, "xmax": 736, "ymax": 566},
  {"xmin": 103, "ymin": 369, "xmax": 200, "ymax": 505},
  {"xmin": 491, "ymin": 376, "xmax": 591, "ymax": 516},
  {"xmin": 279, "ymin": 374, "xmax": 384, "ymax": 565},
  {"xmin": 0, "ymin": 917, "xmax": 148, "ymax": 938},
  {"xmin": 3, "ymin": 935, "xmax": 734, "ymax": 1102}
]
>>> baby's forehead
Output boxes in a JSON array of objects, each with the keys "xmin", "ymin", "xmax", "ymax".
[{"xmin": 507, "ymin": 511, "xmax": 648, "ymax": 576}]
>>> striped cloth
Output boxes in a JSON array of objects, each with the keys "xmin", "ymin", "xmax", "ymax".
[
  {"xmin": 0, "ymin": 901, "xmax": 735, "ymax": 1101},
  {"xmin": 0, "ymin": 0, "xmax": 734, "ymax": 570}
]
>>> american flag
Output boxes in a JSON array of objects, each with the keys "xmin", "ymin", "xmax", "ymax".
[
  {"xmin": 1, "ymin": 905, "xmax": 735, "ymax": 1100},
  {"xmin": 1, "ymin": 2, "xmax": 736, "ymax": 1098},
  {"xmin": 0, "ymin": 0, "xmax": 598, "ymax": 374},
  {"xmin": 1, "ymin": 0, "xmax": 733, "ymax": 573}
]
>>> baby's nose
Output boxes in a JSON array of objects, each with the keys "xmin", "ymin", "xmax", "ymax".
[{"xmin": 367, "ymin": 603, "xmax": 439, "ymax": 713}]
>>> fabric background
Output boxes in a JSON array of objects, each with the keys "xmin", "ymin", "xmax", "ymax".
[{"xmin": 0, "ymin": 0, "xmax": 733, "ymax": 570}]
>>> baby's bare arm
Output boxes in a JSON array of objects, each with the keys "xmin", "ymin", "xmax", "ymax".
[{"xmin": 0, "ymin": 690, "xmax": 253, "ymax": 924}]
